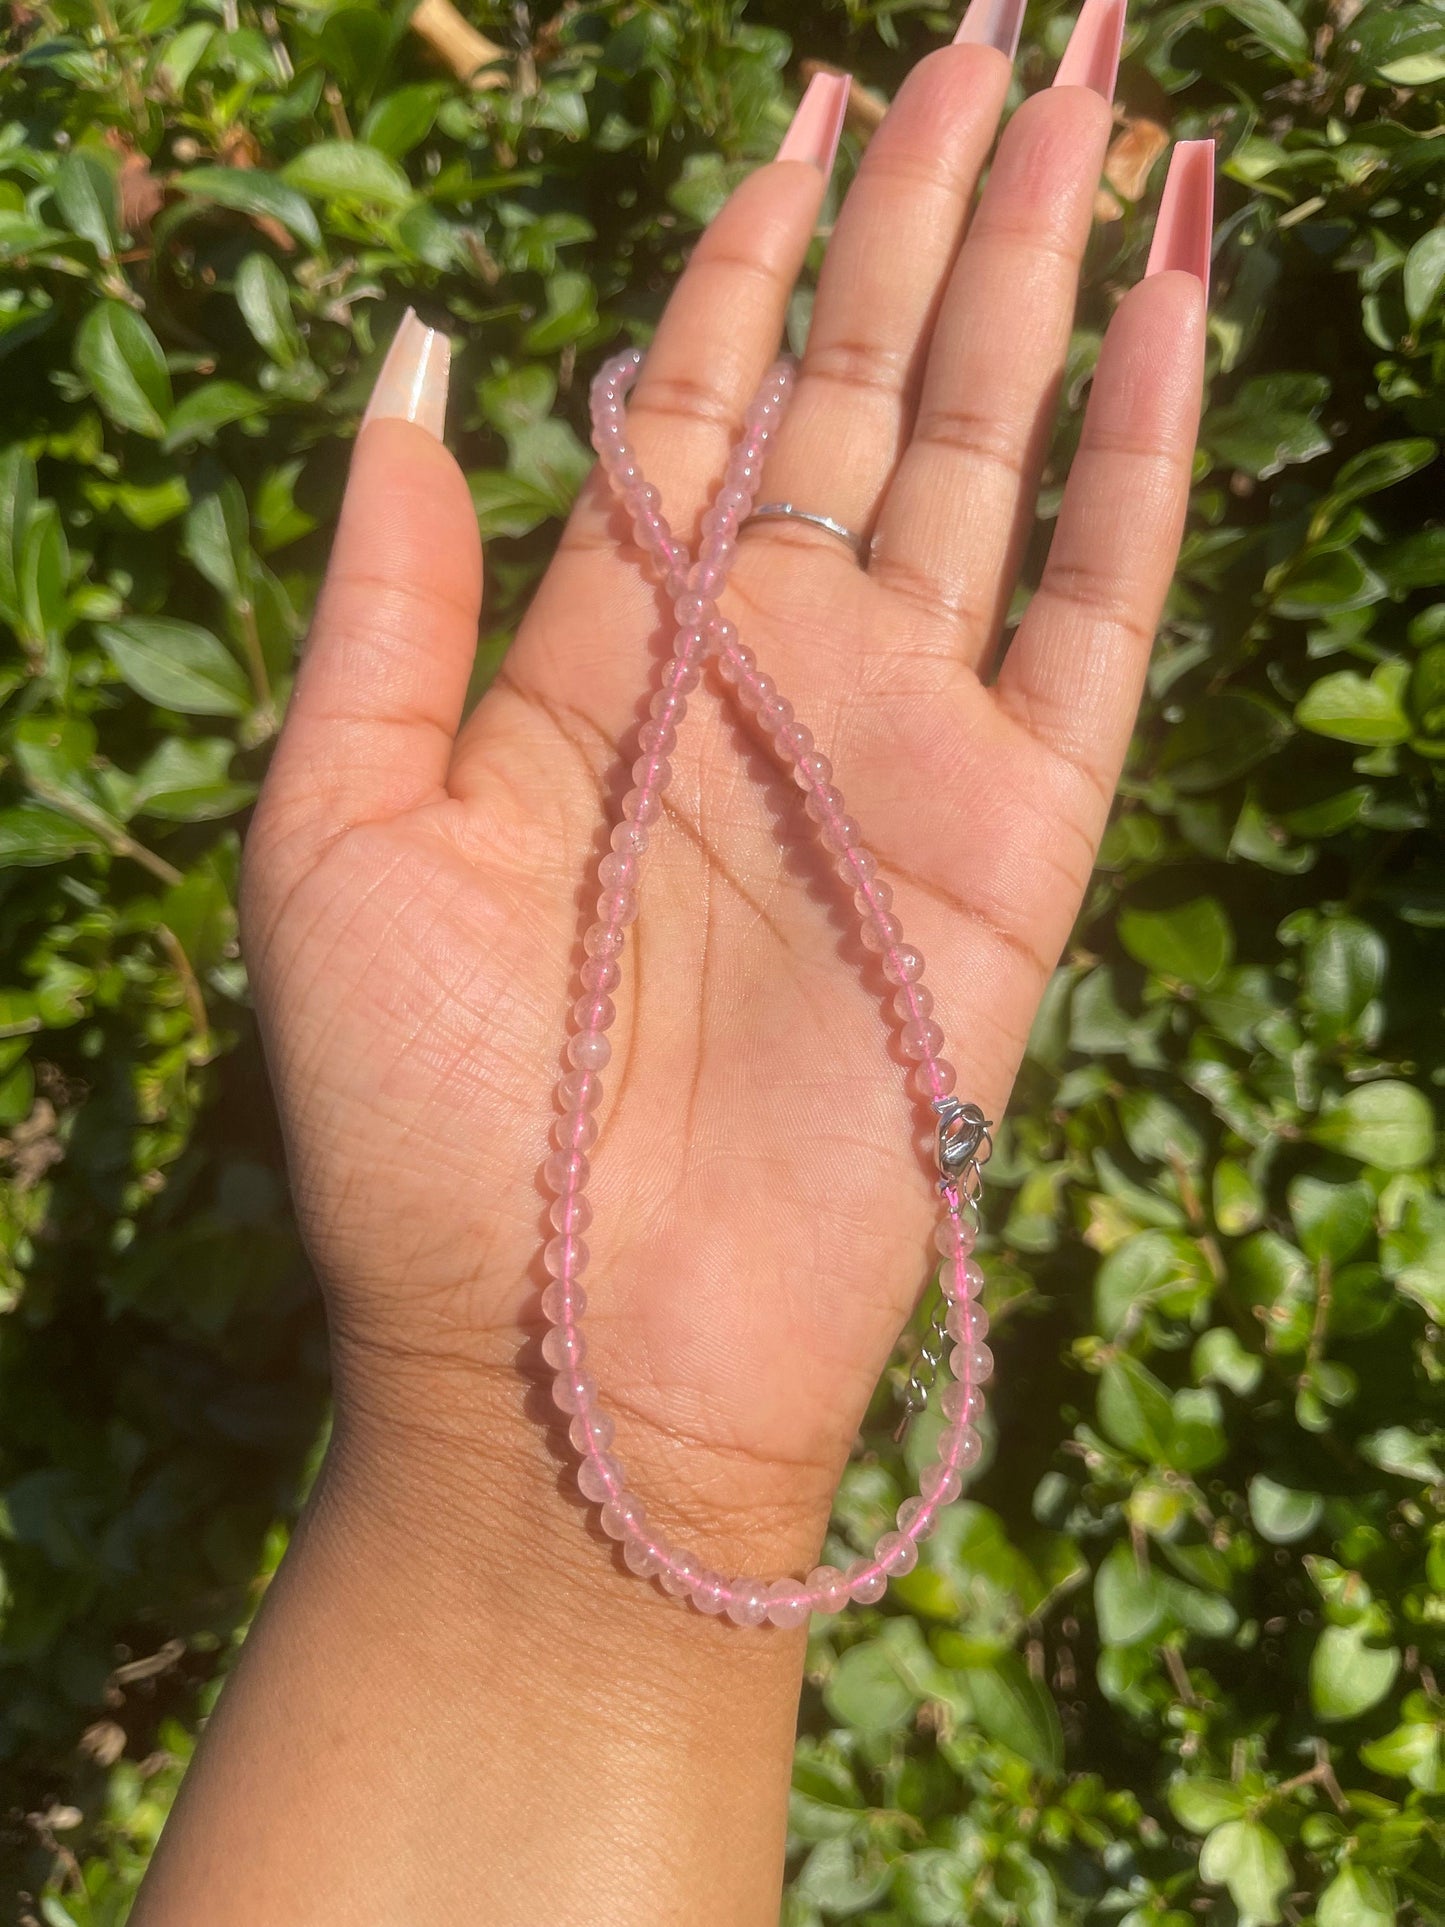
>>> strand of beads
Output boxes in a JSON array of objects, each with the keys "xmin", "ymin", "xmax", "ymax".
[{"xmin": 536, "ymin": 348, "xmax": 995, "ymax": 1627}]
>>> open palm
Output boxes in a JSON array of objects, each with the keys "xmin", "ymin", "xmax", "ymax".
[{"xmin": 242, "ymin": 44, "xmax": 1206, "ymax": 1576}]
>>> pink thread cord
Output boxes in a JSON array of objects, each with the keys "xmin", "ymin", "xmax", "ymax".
[{"xmin": 538, "ymin": 350, "xmax": 994, "ymax": 1628}]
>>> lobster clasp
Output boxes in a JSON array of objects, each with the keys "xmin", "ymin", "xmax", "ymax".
[{"xmin": 933, "ymin": 1098, "xmax": 992, "ymax": 1185}]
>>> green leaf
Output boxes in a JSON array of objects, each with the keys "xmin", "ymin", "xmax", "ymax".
[
  {"xmin": 360, "ymin": 83, "xmax": 444, "ymax": 158},
  {"xmin": 235, "ymin": 251, "xmax": 305, "ymax": 366},
  {"xmin": 523, "ymin": 269, "xmax": 600, "ymax": 355},
  {"xmin": 163, "ymin": 381, "xmax": 263, "ymax": 451},
  {"xmin": 1168, "ymin": 1775, "xmax": 1249, "ymax": 1834},
  {"xmin": 130, "ymin": 737, "xmax": 254, "ymax": 821},
  {"xmin": 1094, "ymin": 1230, "xmax": 1213, "ymax": 1337},
  {"xmin": 1119, "ymin": 898, "xmax": 1233, "ymax": 989},
  {"xmin": 1220, "ymin": 0, "xmax": 1311, "ymax": 68},
  {"xmin": 52, "ymin": 150, "xmax": 118, "ymax": 260},
  {"xmin": 1272, "ymin": 549, "xmax": 1386, "ymax": 619},
  {"xmin": 1296, "ymin": 666, "xmax": 1411, "ymax": 747},
  {"xmin": 1248, "ymin": 1474, "xmax": 1323, "ymax": 1545},
  {"xmin": 1157, "ymin": 693, "xmax": 1291, "ymax": 793},
  {"xmin": 281, "ymin": 141, "xmax": 414, "ymax": 208},
  {"xmin": 1288, "ymin": 1176, "xmax": 1373, "ymax": 1265},
  {"xmin": 97, "ymin": 617, "xmax": 251, "ymax": 717},
  {"xmin": 0, "ymin": 805, "xmax": 103, "ymax": 867},
  {"xmin": 74, "ymin": 302, "xmax": 173, "ymax": 437},
  {"xmin": 176, "ymin": 167, "xmax": 322, "ymax": 248},
  {"xmin": 1310, "ymin": 1621, "xmax": 1400, "ymax": 1721},
  {"xmin": 821, "ymin": 1638, "xmax": 919, "ymax": 1739},
  {"xmin": 1095, "ymin": 1542, "xmax": 1166, "ymax": 1645},
  {"xmin": 1358, "ymin": 1424, "xmax": 1444, "ymax": 1483},
  {"xmin": 1199, "ymin": 1819, "xmax": 1292, "ymax": 1925},
  {"xmin": 960, "ymin": 1656, "xmax": 1064, "ymax": 1772},
  {"xmin": 1303, "ymin": 916, "xmax": 1385, "ymax": 1044},
  {"xmin": 1360, "ymin": 1719, "xmax": 1444, "ymax": 1791},
  {"xmin": 1098, "ymin": 1355, "xmax": 1175, "ymax": 1460},
  {"xmin": 0, "ymin": 444, "xmax": 37, "ymax": 621},
  {"xmin": 1380, "ymin": 529, "xmax": 1445, "ymax": 591},
  {"xmin": 1193, "ymin": 1326, "xmax": 1263, "ymax": 1395},
  {"xmin": 1317, "ymin": 1865, "xmax": 1396, "ymax": 1927},
  {"xmin": 1311, "ymin": 1082, "xmax": 1434, "ymax": 1171},
  {"xmin": 183, "ymin": 477, "xmax": 253, "ymax": 603},
  {"xmin": 1325, "ymin": 439, "xmax": 1437, "ymax": 509}
]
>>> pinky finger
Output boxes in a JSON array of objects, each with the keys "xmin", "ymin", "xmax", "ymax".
[{"xmin": 994, "ymin": 143, "xmax": 1213, "ymax": 802}]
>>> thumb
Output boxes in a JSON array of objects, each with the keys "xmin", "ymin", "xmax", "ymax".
[{"xmin": 258, "ymin": 310, "xmax": 482, "ymax": 852}]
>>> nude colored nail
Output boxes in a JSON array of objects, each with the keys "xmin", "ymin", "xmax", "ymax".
[
  {"xmin": 776, "ymin": 71, "xmax": 851, "ymax": 175},
  {"xmin": 1145, "ymin": 139, "xmax": 1215, "ymax": 298},
  {"xmin": 1053, "ymin": 0, "xmax": 1127, "ymax": 98},
  {"xmin": 361, "ymin": 307, "xmax": 450, "ymax": 441},
  {"xmin": 953, "ymin": 0, "xmax": 1028, "ymax": 58}
]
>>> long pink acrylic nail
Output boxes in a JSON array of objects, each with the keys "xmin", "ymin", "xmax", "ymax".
[
  {"xmin": 1053, "ymin": 0, "xmax": 1127, "ymax": 98},
  {"xmin": 1145, "ymin": 139, "xmax": 1215, "ymax": 297},
  {"xmin": 953, "ymin": 0, "xmax": 1028, "ymax": 57},
  {"xmin": 361, "ymin": 307, "xmax": 451, "ymax": 441},
  {"xmin": 776, "ymin": 71, "xmax": 851, "ymax": 175}
]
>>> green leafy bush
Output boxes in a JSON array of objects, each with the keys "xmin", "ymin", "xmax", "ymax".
[{"xmin": 1, "ymin": 0, "xmax": 1442, "ymax": 1920}]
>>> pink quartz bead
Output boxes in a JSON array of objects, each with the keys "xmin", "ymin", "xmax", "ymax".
[
  {"xmin": 943, "ymin": 1426, "xmax": 984, "ymax": 1472},
  {"xmin": 572, "ymin": 991, "xmax": 616, "ymax": 1036},
  {"xmin": 894, "ymin": 982, "xmax": 933, "ymax": 1022},
  {"xmin": 621, "ymin": 786, "xmax": 662, "ymax": 825},
  {"xmin": 941, "ymin": 1380, "xmax": 984, "ymax": 1426},
  {"xmin": 758, "ymin": 692, "xmax": 794, "ymax": 732},
  {"xmin": 674, "ymin": 593, "xmax": 715, "ymax": 627},
  {"xmin": 580, "ymin": 956, "xmax": 620, "ymax": 995},
  {"xmin": 914, "ymin": 1056, "xmax": 956, "ymax": 1100},
  {"xmin": 540, "ymin": 1280, "xmax": 585, "ymax": 1324},
  {"xmin": 875, "ymin": 1532, "xmax": 919, "ymax": 1577},
  {"xmin": 896, "ymin": 1496, "xmax": 936, "ymax": 1541},
  {"xmin": 690, "ymin": 1571, "xmax": 730, "ymax": 1615},
  {"xmin": 954, "ymin": 1341, "xmax": 994, "ymax": 1384},
  {"xmin": 658, "ymin": 1549, "xmax": 703, "ymax": 1598},
  {"xmin": 583, "ymin": 922, "xmax": 625, "ymax": 960},
  {"xmin": 541, "ymin": 1324, "xmax": 585, "ymax": 1370},
  {"xmin": 901, "ymin": 1019, "xmax": 945, "ymax": 1061},
  {"xmin": 637, "ymin": 719, "xmax": 676, "ymax": 758},
  {"xmin": 806, "ymin": 1565, "xmax": 851, "ymax": 1614},
  {"xmin": 861, "ymin": 913, "xmax": 903, "ymax": 954},
  {"xmin": 543, "ymin": 1244, "xmax": 588, "ymax": 1299},
  {"xmin": 724, "ymin": 1580, "xmax": 769, "ymax": 1628},
  {"xmin": 764, "ymin": 1581, "xmax": 812, "ymax": 1629},
  {"xmin": 921, "ymin": 1463, "xmax": 963, "ymax": 1507},
  {"xmin": 631, "ymin": 755, "xmax": 670, "ymax": 795},
  {"xmin": 577, "ymin": 1452, "xmax": 623, "ymax": 1503},
  {"xmin": 569, "ymin": 1406, "xmax": 613, "ymax": 1455},
  {"xmin": 543, "ymin": 1149, "xmax": 589, "ymax": 1195},
  {"xmin": 649, "ymin": 691, "xmax": 685, "ymax": 731},
  {"xmin": 820, "ymin": 813, "xmax": 863, "ymax": 854},
  {"xmin": 947, "ymin": 1300, "xmax": 988, "ymax": 1345},
  {"xmin": 773, "ymin": 720, "xmax": 814, "ymax": 761},
  {"xmin": 553, "ymin": 1110, "xmax": 597, "ymax": 1157},
  {"xmin": 935, "ymin": 1204, "xmax": 979, "ymax": 1255},
  {"xmin": 557, "ymin": 1067, "xmax": 603, "ymax": 1111},
  {"xmin": 716, "ymin": 644, "xmax": 755, "ymax": 684},
  {"xmin": 882, "ymin": 944, "xmax": 925, "ymax": 985},
  {"xmin": 941, "ymin": 1255, "xmax": 985, "ymax": 1301},
  {"xmin": 598, "ymin": 849, "xmax": 638, "ymax": 890},
  {"xmin": 805, "ymin": 784, "xmax": 846, "ymax": 825},
  {"xmin": 596, "ymin": 888, "xmax": 639, "ymax": 928},
  {"xmin": 599, "ymin": 1492, "xmax": 646, "ymax": 1540},
  {"xmin": 551, "ymin": 1370, "xmax": 596, "ymax": 1415},
  {"xmin": 793, "ymin": 750, "xmax": 832, "ymax": 788},
  {"xmin": 623, "ymin": 1534, "xmax": 667, "ymax": 1578},
  {"xmin": 847, "ymin": 1562, "xmax": 887, "ymax": 1605},
  {"xmin": 612, "ymin": 819, "xmax": 651, "ymax": 856},
  {"xmin": 567, "ymin": 1031, "xmax": 611, "ymax": 1072},
  {"xmin": 858, "ymin": 878, "xmax": 893, "ymax": 917}
]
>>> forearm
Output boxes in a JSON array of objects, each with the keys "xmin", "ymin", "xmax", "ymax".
[{"xmin": 132, "ymin": 1368, "xmax": 811, "ymax": 1927}]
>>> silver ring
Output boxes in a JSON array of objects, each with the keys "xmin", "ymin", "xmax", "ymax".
[{"xmin": 740, "ymin": 502, "xmax": 867, "ymax": 564}]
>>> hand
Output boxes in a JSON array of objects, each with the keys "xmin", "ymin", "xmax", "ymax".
[{"xmin": 242, "ymin": 36, "xmax": 1209, "ymax": 1581}]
